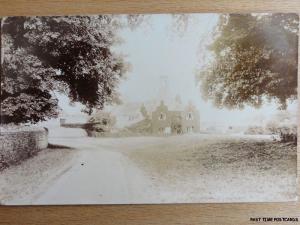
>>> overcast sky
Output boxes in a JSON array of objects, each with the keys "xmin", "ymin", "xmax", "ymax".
[{"xmin": 59, "ymin": 14, "xmax": 297, "ymax": 126}]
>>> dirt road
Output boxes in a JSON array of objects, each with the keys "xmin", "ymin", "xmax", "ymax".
[{"xmin": 1, "ymin": 127, "xmax": 297, "ymax": 204}]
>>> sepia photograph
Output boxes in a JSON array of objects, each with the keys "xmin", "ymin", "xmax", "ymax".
[{"xmin": 0, "ymin": 13, "xmax": 298, "ymax": 205}]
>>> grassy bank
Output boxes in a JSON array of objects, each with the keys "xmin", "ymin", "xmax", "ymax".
[{"xmin": 127, "ymin": 136, "xmax": 297, "ymax": 202}]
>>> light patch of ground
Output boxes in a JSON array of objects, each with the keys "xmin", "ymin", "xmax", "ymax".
[
  {"xmin": 0, "ymin": 129, "xmax": 297, "ymax": 204},
  {"xmin": 126, "ymin": 135, "xmax": 297, "ymax": 202},
  {"xmin": 0, "ymin": 146, "xmax": 77, "ymax": 205}
]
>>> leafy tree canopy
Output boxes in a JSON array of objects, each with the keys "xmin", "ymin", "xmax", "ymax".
[
  {"xmin": 1, "ymin": 16, "xmax": 130, "ymax": 124},
  {"xmin": 198, "ymin": 13, "xmax": 299, "ymax": 109}
]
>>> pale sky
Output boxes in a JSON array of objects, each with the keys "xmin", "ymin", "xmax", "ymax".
[{"xmin": 58, "ymin": 14, "xmax": 297, "ymax": 126}]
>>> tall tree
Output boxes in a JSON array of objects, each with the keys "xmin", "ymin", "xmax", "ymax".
[
  {"xmin": 1, "ymin": 16, "xmax": 129, "ymax": 124},
  {"xmin": 199, "ymin": 14, "xmax": 298, "ymax": 109}
]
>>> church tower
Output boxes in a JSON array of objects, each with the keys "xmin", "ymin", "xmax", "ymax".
[{"xmin": 158, "ymin": 76, "xmax": 171, "ymax": 104}]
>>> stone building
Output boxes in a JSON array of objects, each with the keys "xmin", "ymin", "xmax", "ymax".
[
  {"xmin": 102, "ymin": 76, "xmax": 200, "ymax": 135},
  {"xmin": 151, "ymin": 100, "xmax": 200, "ymax": 135}
]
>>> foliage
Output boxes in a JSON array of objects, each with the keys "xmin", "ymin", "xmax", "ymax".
[
  {"xmin": 84, "ymin": 111, "xmax": 116, "ymax": 134},
  {"xmin": 244, "ymin": 111, "xmax": 297, "ymax": 144},
  {"xmin": 1, "ymin": 45, "xmax": 59, "ymax": 123},
  {"xmin": 171, "ymin": 122, "xmax": 182, "ymax": 134},
  {"xmin": 126, "ymin": 118, "xmax": 152, "ymax": 134},
  {"xmin": 199, "ymin": 14, "xmax": 299, "ymax": 109},
  {"xmin": 171, "ymin": 14, "xmax": 190, "ymax": 36},
  {"xmin": 277, "ymin": 126, "xmax": 297, "ymax": 144},
  {"xmin": 1, "ymin": 16, "xmax": 129, "ymax": 124},
  {"xmin": 265, "ymin": 110, "xmax": 297, "ymax": 144}
]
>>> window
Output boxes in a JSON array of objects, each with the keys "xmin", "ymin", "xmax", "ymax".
[
  {"xmin": 186, "ymin": 112, "xmax": 193, "ymax": 120},
  {"xmin": 159, "ymin": 112, "xmax": 166, "ymax": 120}
]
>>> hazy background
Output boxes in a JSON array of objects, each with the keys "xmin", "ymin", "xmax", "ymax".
[{"xmin": 57, "ymin": 14, "xmax": 297, "ymax": 127}]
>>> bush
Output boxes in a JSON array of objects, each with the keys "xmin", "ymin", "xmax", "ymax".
[
  {"xmin": 277, "ymin": 126, "xmax": 297, "ymax": 144},
  {"xmin": 126, "ymin": 118, "xmax": 152, "ymax": 134},
  {"xmin": 264, "ymin": 111, "xmax": 297, "ymax": 145},
  {"xmin": 84, "ymin": 111, "xmax": 116, "ymax": 136}
]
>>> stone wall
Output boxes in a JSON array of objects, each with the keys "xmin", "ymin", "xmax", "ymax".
[
  {"xmin": 61, "ymin": 123, "xmax": 86, "ymax": 128},
  {"xmin": 0, "ymin": 127, "xmax": 48, "ymax": 170}
]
